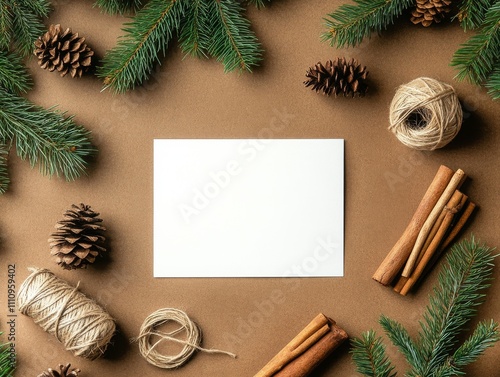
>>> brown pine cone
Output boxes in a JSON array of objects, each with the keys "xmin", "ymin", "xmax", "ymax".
[
  {"xmin": 37, "ymin": 363, "xmax": 80, "ymax": 377},
  {"xmin": 49, "ymin": 203, "xmax": 106, "ymax": 270},
  {"xmin": 304, "ymin": 58, "xmax": 368, "ymax": 97},
  {"xmin": 411, "ymin": 0, "xmax": 452, "ymax": 27},
  {"xmin": 34, "ymin": 24, "xmax": 94, "ymax": 78}
]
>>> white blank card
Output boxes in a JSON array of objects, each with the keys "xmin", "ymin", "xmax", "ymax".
[{"xmin": 153, "ymin": 139, "xmax": 344, "ymax": 277}]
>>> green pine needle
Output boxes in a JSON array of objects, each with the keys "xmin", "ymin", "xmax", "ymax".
[
  {"xmin": 351, "ymin": 330, "xmax": 397, "ymax": 377},
  {"xmin": 179, "ymin": 0, "xmax": 210, "ymax": 58},
  {"xmin": 0, "ymin": 51, "xmax": 32, "ymax": 94},
  {"xmin": 0, "ymin": 334, "xmax": 14, "ymax": 377},
  {"xmin": 451, "ymin": 2, "xmax": 500, "ymax": 85},
  {"xmin": 322, "ymin": 0, "xmax": 414, "ymax": 48},
  {"xmin": 94, "ymin": 0, "xmax": 142, "ymax": 15},
  {"xmin": 457, "ymin": 0, "xmax": 497, "ymax": 30},
  {"xmin": 206, "ymin": 0, "xmax": 262, "ymax": 72},
  {"xmin": 98, "ymin": 0, "xmax": 186, "ymax": 93},
  {"xmin": 5, "ymin": 0, "xmax": 47, "ymax": 57},
  {"xmin": 0, "ymin": 89, "xmax": 95, "ymax": 181},
  {"xmin": 486, "ymin": 66, "xmax": 500, "ymax": 99},
  {"xmin": 352, "ymin": 236, "xmax": 498, "ymax": 377},
  {"xmin": 0, "ymin": 144, "xmax": 9, "ymax": 194},
  {"xmin": 247, "ymin": 0, "xmax": 271, "ymax": 9}
]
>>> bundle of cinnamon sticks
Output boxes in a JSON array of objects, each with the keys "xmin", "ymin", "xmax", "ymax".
[
  {"xmin": 254, "ymin": 313, "xmax": 348, "ymax": 377},
  {"xmin": 373, "ymin": 165, "xmax": 476, "ymax": 295}
]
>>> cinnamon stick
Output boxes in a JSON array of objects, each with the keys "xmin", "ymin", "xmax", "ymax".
[
  {"xmin": 254, "ymin": 314, "xmax": 348, "ymax": 377},
  {"xmin": 402, "ymin": 169, "xmax": 465, "ymax": 277},
  {"xmin": 373, "ymin": 165, "xmax": 454, "ymax": 286},
  {"xmin": 394, "ymin": 194, "xmax": 467, "ymax": 294},
  {"xmin": 274, "ymin": 322, "xmax": 348, "ymax": 377},
  {"xmin": 399, "ymin": 190, "xmax": 464, "ymax": 295}
]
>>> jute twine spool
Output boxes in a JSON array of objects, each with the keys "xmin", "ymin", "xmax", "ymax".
[
  {"xmin": 389, "ymin": 77, "xmax": 463, "ymax": 150},
  {"xmin": 135, "ymin": 308, "xmax": 236, "ymax": 369},
  {"xmin": 17, "ymin": 268, "xmax": 116, "ymax": 360}
]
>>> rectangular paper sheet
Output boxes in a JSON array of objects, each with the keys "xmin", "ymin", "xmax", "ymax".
[{"xmin": 153, "ymin": 139, "xmax": 344, "ymax": 277}]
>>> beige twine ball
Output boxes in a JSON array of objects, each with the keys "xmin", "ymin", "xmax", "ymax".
[
  {"xmin": 389, "ymin": 77, "xmax": 463, "ymax": 150},
  {"xmin": 17, "ymin": 268, "xmax": 116, "ymax": 360},
  {"xmin": 135, "ymin": 308, "xmax": 236, "ymax": 369}
]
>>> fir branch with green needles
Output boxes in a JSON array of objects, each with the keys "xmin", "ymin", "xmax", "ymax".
[
  {"xmin": 206, "ymin": 0, "xmax": 261, "ymax": 72},
  {"xmin": 1, "ymin": 0, "xmax": 50, "ymax": 57},
  {"xmin": 456, "ymin": 0, "xmax": 497, "ymax": 30},
  {"xmin": 451, "ymin": 2, "xmax": 500, "ymax": 87},
  {"xmin": 351, "ymin": 236, "xmax": 499, "ymax": 377},
  {"xmin": 0, "ymin": 51, "xmax": 32, "ymax": 94},
  {"xmin": 0, "ymin": 88, "xmax": 96, "ymax": 182},
  {"xmin": 0, "ymin": 333, "xmax": 14, "ymax": 377},
  {"xmin": 94, "ymin": 0, "xmax": 143, "ymax": 15},
  {"xmin": 322, "ymin": 0, "xmax": 415, "ymax": 48},
  {"xmin": 98, "ymin": 0, "xmax": 265, "ymax": 93},
  {"xmin": 486, "ymin": 66, "xmax": 500, "ymax": 99}
]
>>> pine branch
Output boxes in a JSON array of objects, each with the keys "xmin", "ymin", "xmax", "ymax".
[
  {"xmin": 452, "ymin": 320, "xmax": 499, "ymax": 369},
  {"xmin": 352, "ymin": 236, "xmax": 498, "ymax": 377},
  {"xmin": 6, "ymin": 0, "xmax": 47, "ymax": 57},
  {"xmin": 0, "ymin": 51, "xmax": 32, "ymax": 94},
  {"xmin": 207, "ymin": 0, "xmax": 262, "ymax": 72},
  {"xmin": 351, "ymin": 330, "xmax": 397, "ymax": 377},
  {"xmin": 322, "ymin": 0, "xmax": 414, "ymax": 48},
  {"xmin": 0, "ymin": 334, "xmax": 14, "ymax": 377},
  {"xmin": 379, "ymin": 316, "xmax": 423, "ymax": 374},
  {"xmin": 0, "ymin": 144, "xmax": 9, "ymax": 194},
  {"xmin": 98, "ymin": 0, "xmax": 186, "ymax": 93},
  {"xmin": 0, "ymin": 89, "xmax": 95, "ymax": 181},
  {"xmin": 451, "ymin": 2, "xmax": 500, "ymax": 85},
  {"xmin": 418, "ymin": 236, "xmax": 496, "ymax": 374},
  {"xmin": 23, "ymin": 0, "xmax": 51, "ymax": 18},
  {"xmin": 0, "ymin": 2, "xmax": 12, "ymax": 50},
  {"xmin": 486, "ymin": 66, "xmax": 500, "ymax": 99},
  {"xmin": 179, "ymin": 0, "xmax": 209, "ymax": 58},
  {"xmin": 94, "ymin": 0, "xmax": 142, "ymax": 15},
  {"xmin": 457, "ymin": 0, "xmax": 496, "ymax": 30}
]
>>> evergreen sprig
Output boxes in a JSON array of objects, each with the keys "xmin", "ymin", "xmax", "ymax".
[
  {"xmin": 351, "ymin": 331, "xmax": 396, "ymax": 377},
  {"xmin": 352, "ymin": 236, "xmax": 499, "ymax": 377},
  {"xmin": 94, "ymin": 0, "xmax": 142, "ymax": 15},
  {"xmin": 98, "ymin": 0, "xmax": 264, "ymax": 93},
  {"xmin": 0, "ymin": 50, "xmax": 32, "ymax": 94},
  {"xmin": 486, "ymin": 66, "xmax": 500, "ymax": 99},
  {"xmin": 207, "ymin": 0, "xmax": 261, "ymax": 72},
  {"xmin": 0, "ymin": 333, "xmax": 14, "ymax": 377},
  {"xmin": 456, "ymin": 0, "xmax": 496, "ymax": 30},
  {"xmin": 0, "ymin": 89, "xmax": 96, "ymax": 182},
  {"xmin": 0, "ymin": 0, "xmax": 50, "ymax": 57},
  {"xmin": 98, "ymin": 0, "xmax": 187, "ymax": 93},
  {"xmin": 322, "ymin": 0, "xmax": 414, "ymax": 48},
  {"xmin": 452, "ymin": 2, "xmax": 500, "ymax": 88}
]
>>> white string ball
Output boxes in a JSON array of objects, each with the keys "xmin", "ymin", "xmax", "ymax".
[{"xmin": 389, "ymin": 77, "xmax": 463, "ymax": 150}]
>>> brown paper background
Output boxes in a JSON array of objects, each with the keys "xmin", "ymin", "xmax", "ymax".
[{"xmin": 1, "ymin": 1, "xmax": 499, "ymax": 376}]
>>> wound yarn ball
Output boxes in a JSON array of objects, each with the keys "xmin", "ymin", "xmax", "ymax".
[
  {"xmin": 17, "ymin": 268, "xmax": 116, "ymax": 360},
  {"xmin": 389, "ymin": 77, "xmax": 463, "ymax": 150}
]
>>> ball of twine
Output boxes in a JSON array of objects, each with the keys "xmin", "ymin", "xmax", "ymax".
[
  {"xmin": 17, "ymin": 268, "xmax": 116, "ymax": 360},
  {"xmin": 135, "ymin": 308, "xmax": 236, "ymax": 369},
  {"xmin": 389, "ymin": 77, "xmax": 463, "ymax": 150}
]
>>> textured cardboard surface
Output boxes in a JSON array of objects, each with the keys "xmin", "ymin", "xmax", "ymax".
[{"xmin": 1, "ymin": 1, "xmax": 499, "ymax": 376}]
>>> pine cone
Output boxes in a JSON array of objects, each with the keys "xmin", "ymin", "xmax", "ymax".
[
  {"xmin": 49, "ymin": 203, "xmax": 106, "ymax": 270},
  {"xmin": 304, "ymin": 58, "xmax": 368, "ymax": 97},
  {"xmin": 38, "ymin": 363, "xmax": 80, "ymax": 377},
  {"xmin": 34, "ymin": 24, "xmax": 94, "ymax": 78},
  {"xmin": 411, "ymin": 0, "xmax": 452, "ymax": 27}
]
